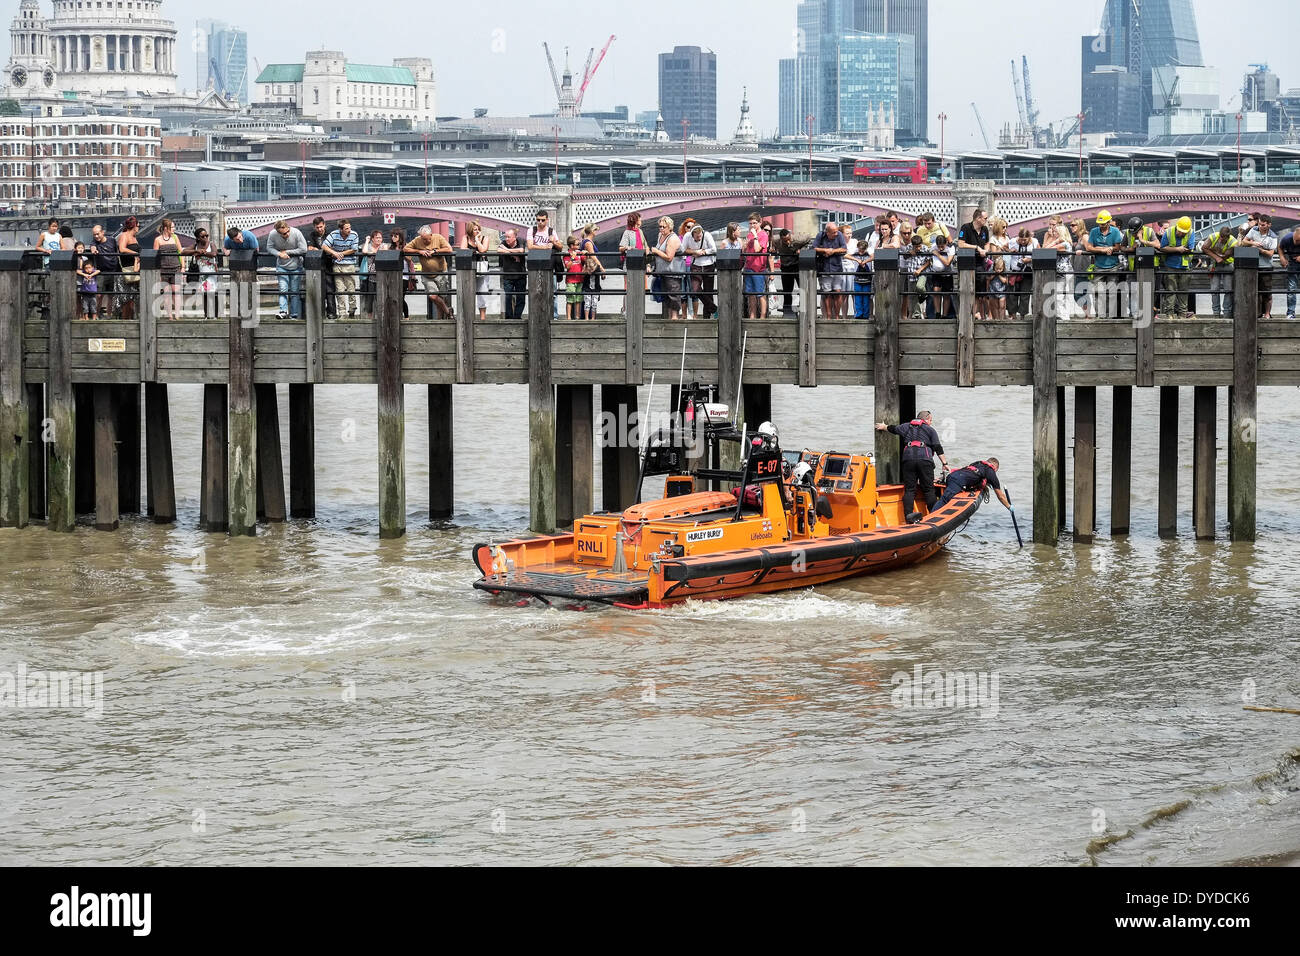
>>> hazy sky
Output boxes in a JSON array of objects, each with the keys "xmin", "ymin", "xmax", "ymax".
[{"xmin": 181, "ymin": 0, "xmax": 1299, "ymax": 146}]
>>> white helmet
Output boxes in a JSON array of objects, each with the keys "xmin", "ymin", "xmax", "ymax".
[
  {"xmin": 791, "ymin": 461, "xmax": 813, "ymax": 485},
  {"xmin": 757, "ymin": 421, "xmax": 778, "ymax": 443}
]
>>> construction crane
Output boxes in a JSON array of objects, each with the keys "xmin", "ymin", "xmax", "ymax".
[
  {"xmin": 1011, "ymin": 59, "xmax": 1029, "ymax": 132},
  {"xmin": 575, "ymin": 35, "xmax": 615, "ymax": 113},
  {"xmin": 1021, "ymin": 56, "xmax": 1041, "ymax": 144},
  {"xmin": 544, "ymin": 36, "xmax": 617, "ymax": 118},
  {"xmin": 971, "ymin": 101, "xmax": 993, "ymax": 150},
  {"xmin": 1055, "ymin": 108, "xmax": 1090, "ymax": 148}
]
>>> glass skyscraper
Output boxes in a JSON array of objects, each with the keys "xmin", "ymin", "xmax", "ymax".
[
  {"xmin": 778, "ymin": 0, "xmax": 927, "ymax": 142},
  {"xmin": 1081, "ymin": 0, "xmax": 1204, "ymax": 136},
  {"xmin": 200, "ymin": 19, "xmax": 249, "ymax": 104},
  {"xmin": 658, "ymin": 46, "xmax": 717, "ymax": 140}
]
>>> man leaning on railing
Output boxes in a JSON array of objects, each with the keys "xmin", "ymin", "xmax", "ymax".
[{"xmin": 268, "ymin": 219, "xmax": 307, "ymax": 319}]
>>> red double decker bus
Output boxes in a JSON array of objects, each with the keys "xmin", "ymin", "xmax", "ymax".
[{"xmin": 852, "ymin": 157, "xmax": 928, "ymax": 184}]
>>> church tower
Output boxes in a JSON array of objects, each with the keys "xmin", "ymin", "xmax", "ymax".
[{"xmin": 5, "ymin": 0, "xmax": 59, "ymax": 109}]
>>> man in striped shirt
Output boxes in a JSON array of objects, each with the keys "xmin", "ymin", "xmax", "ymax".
[{"xmin": 324, "ymin": 219, "xmax": 362, "ymax": 317}]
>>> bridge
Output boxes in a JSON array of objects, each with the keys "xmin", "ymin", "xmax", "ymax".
[
  {"xmin": 205, "ymin": 183, "xmax": 1300, "ymax": 244},
  {"xmin": 0, "ymin": 245, "xmax": 1286, "ymax": 554}
]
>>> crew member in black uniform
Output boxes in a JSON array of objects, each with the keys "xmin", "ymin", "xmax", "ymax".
[
  {"xmin": 875, "ymin": 411, "xmax": 949, "ymax": 523},
  {"xmin": 937, "ymin": 457, "xmax": 1013, "ymax": 512}
]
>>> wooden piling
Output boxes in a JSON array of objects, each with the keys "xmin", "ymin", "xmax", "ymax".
[
  {"xmin": 1073, "ymin": 386, "xmax": 1096, "ymax": 543},
  {"xmin": 872, "ymin": 249, "xmax": 901, "ymax": 483},
  {"xmin": 624, "ymin": 248, "xmax": 644, "ymax": 386},
  {"xmin": 304, "ymin": 250, "xmax": 324, "ymax": 383},
  {"xmin": 1056, "ymin": 387, "xmax": 1066, "ymax": 529},
  {"xmin": 1031, "ymin": 250, "xmax": 1060, "ymax": 544},
  {"xmin": 797, "ymin": 247, "xmax": 817, "ymax": 386},
  {"xmin": 144, "ymin": 382, "xmax": 175, "ymax": 523},
  {"xmin": 74, "ymin": 384, "xmax": 93, "ymax": 514},
  {"xmin": 428, "ymin": 383, "xmax": 454, "ymax": 520},
  {"xmin": 715, "ymin": 247, "xmax": 744, "ymax": 469},
  {"xmin": 527, "ymin": 249, "xmax": 555, "ymax": 533},
  {"xmin": 555, "ymin": 384, "xmax": 594, "ymax": 529},
  {"xmin": 1157, "ymin": 386, "xmax": 1178, "ymax": 539},
  {"xmin": 1193, "ymin": 385, "xmax": 1216, "ymax": 540},
  {"xmin": 45, "ymin": 252, "xmax": 76, "ymax": 532},
  {"xmin": 139, "ymin": 250, "xmax": 159, "ymax": 383},
  {"xmin": 374, "ymin": 250, "xmax": 405, "ymax": 539},
  {"xmin": 199, "ymin": 384, "xmax": 228, "ymax": 532},
  {"xmin": 956, "ymin": 248, "xmax": 975, "ymax": 386},
  {"xmin": 92, "ymin": 384, "xmax": 118, "ymax": 531},
  {"xmin": 227, "ymin": 250, "xmax": 258, "ymax": 537},
  {"xmin": 1228, "ymin": 247, "xmax": 1258, "ymax": 541},
  {"xmin": 116, "ymin": 384, "xmax": 140, "ymax": 515},
  {"xmin": 1134, "ymin": 248, "xmax": 1155, "ymax": 387},
  {"xmin": 1110, "ymin": 386, "xmax": 1132, "ymax": 536},
  {"xmin": 600, "ymin": 384, "xmax": 639, "ymax": 511},
  {"xmin": 0, "ymin": 250, "xmax": 28, "ymax": 527},
  {"xmin": 255, "ymin": 383, "xmax": 286, "ymax": 523},
  {"xmin": 26, "ymin": 382, "xmax": 43, "ymax": 520},
  {"xmin": 899, "ymin": 385, "xmax": 916, "ymax": 426},
  {"xmin": 288, "ymin": 383, "xmax": 315, "ymax": 518},
  {"xmin": 455, "ymin": 249, "xmax": 475, "ymax": 326}
]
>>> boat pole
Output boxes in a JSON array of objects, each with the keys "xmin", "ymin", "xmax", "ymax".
[{"xmin": 1005, "ymin": 488, "xmax": 1023, "ymax": 549}]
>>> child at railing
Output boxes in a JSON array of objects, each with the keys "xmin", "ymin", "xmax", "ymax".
[
  {"xmin": 988, "ymin": 257, "xmax": 1009, "ymax": 320},
  {"xmin": 849, "ymin": 239, "xmax": 873, "ymax": 320},
  {"xmin": 562, "ymin": 236, "xmax": 585, "ymax": 321},
  {"xmin": 77, "ymin": 248, "xmax": 100, "ymax": 321}
]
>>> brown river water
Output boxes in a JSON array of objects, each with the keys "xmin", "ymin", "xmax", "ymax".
[{"xmin": 2, "ymin": 380, "xmax": 1298, "ymax": 865}]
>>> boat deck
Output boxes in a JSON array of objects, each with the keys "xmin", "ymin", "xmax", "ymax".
[{"xmin": 473, "ymin": 566, "xmax": 650, "ymax": 604}]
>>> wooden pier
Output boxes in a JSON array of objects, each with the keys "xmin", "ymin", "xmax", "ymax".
[{"xmin": 0, "ymin": 246, "xmax": 1292, "ymax": 544}]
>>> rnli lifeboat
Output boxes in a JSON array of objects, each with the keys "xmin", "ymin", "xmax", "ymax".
[{"xmin": 472, "ymin": 385, "xmax": 983, "ymax": 609}]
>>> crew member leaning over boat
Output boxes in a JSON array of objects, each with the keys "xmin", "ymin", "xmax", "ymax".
[
  {"xmin": 939, "ymin": 457, "xmax": 1013, "ymax": 513},
  {"xmin": 875, "ymin": 411, "xmax": 949, "ymax": 524}
]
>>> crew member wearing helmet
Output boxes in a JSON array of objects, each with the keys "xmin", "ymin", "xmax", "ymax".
[
  {"xmin": 1160, "ymin": 215, "xmax": 1197, "ymax": 318},
  {"xmin": 938, "ymin": 457, "xmax": 1013, "ymax": 512},
  {"xmin": 1085, "ymin": 210, "xmax": 1127, "ymax": 319},
  {"xmin": 875, "ymin": 411, "xmax": 949, "ymax": 523},
  {"xmin": 1119, "ymin": 217, "xmax": 1146, "ymax": 319}
]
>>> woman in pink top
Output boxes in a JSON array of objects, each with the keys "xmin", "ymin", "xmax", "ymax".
[{"xmin": 742, "ymin": 212, "xmax": 769, "ymax": 318}]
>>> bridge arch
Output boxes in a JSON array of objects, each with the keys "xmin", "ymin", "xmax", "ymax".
[
  {"xmin": 582, "ymin": 193, "xmax": 957, "ymax": 236},
  {"xmin": 227, "ymin": 202, "xmax": 530, "ymax": 238}
]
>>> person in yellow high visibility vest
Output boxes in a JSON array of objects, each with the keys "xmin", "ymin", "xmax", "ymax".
[
  {"xmin": 1200, "ymin": 226, "xmax": 1238, "ymax": 317},
  {"xmin": 1159, "ymin": 216, "xmax": 1196, "ymax": 317}
]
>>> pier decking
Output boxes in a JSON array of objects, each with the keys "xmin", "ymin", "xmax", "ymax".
[{"xmin": 0, "ymin": 246, "xmax": 1289, "ymax": 543}]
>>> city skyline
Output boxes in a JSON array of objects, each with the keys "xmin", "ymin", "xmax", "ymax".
[{"xmin": 156, "ymin": 0, "xmax": 1298, "ymax": 146}]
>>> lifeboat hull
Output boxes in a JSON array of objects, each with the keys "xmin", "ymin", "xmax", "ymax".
[{"xmin": 472, "ymin": 490, "xmax": 981, "ymax": 609}]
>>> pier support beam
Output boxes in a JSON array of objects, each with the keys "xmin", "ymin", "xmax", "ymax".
[
  {"xmin": 227, "ymin": 251, "xmax": 258, "ymax": 537},
  {"xmin": 1031, "ymin": 250, "xmax": 1060, "ymax": 544},
  {"xmin": 555, "ymin": 384, "xmax": 593, "ymax": 529},
  {"xmin": 1157, "ymin": 386, "xmax": 1179, "ymax": 539},
  {"xmin": 199, "ymin": 384, "xmax": 228, "ymax": 532},
  {"xmin": 428, "ymin": 384, "xmax": 454, "ymax": 520},
  {"xmin": 1193, "ymin": 385, "xmax": 1216, "ymax": 540},
  {"xmin": 716, "ymin": 248, "xmax": 744, "ymax": 470},
  {"xmin": 873, "ymin": 249, "xmax": 901, "ymax": 484},
  {"xmin": 374, "ymin": 251, "xmax": 405, "ymax": 539},
  {"xmin": 742, "ymin": 384, "xmax": 772, "ymax": 433},
  {"xmin": 1056, "ymin": 387, "xmax": 1066, "ymax": 528},
  {"xmin": 46, "ymin": 252, "xmax": 76, "ymax": 532},
  {"xmin": 1228, "ymin": 248, "xmax": 1258, "ymax": 541},
  {"xmin": 255, "ymin": 383, "xmax": 286, "ymax": 523},
  {"xmin": 74, "ymin": 384, "xmax": 93, "ymax": 514},
  {"xmin": 601, "ymin": 384, "xmax": 640, "ymax": 511},
  {"xmin": 27, "ymin": 382, "xmax": 44, "ymax": 520},
  {"xmin": 1073, "ymin": 386, "xmax": 1096, "ymax": 543},
  {"xmin": 527, "ymin": 249, "xmax": 556, "ymax": 533},
  {"xmin": 898, "ymin": 385, "xmax": 916, "ymax": 427},
  {"xmin": 116, "ymin": 384, "xmax": 140, "ymax": 515},
  {"xmin": 1110, "ymin": 386, "xmax": 1132, "ymax": 536},
  {"xmin": 92, "ymin": 384, "xmax": 118, "ymax": 531},
  {"xmin": 0, "ymin": 251, "xmax": 28, "ymax": 527},
  {"xmin": 144, "ymin": 382, "xmax": 175, "ymax": 523},
  {"xmin": 288, "ymin": 384, "xmax": 315, "ymax": 518}
]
